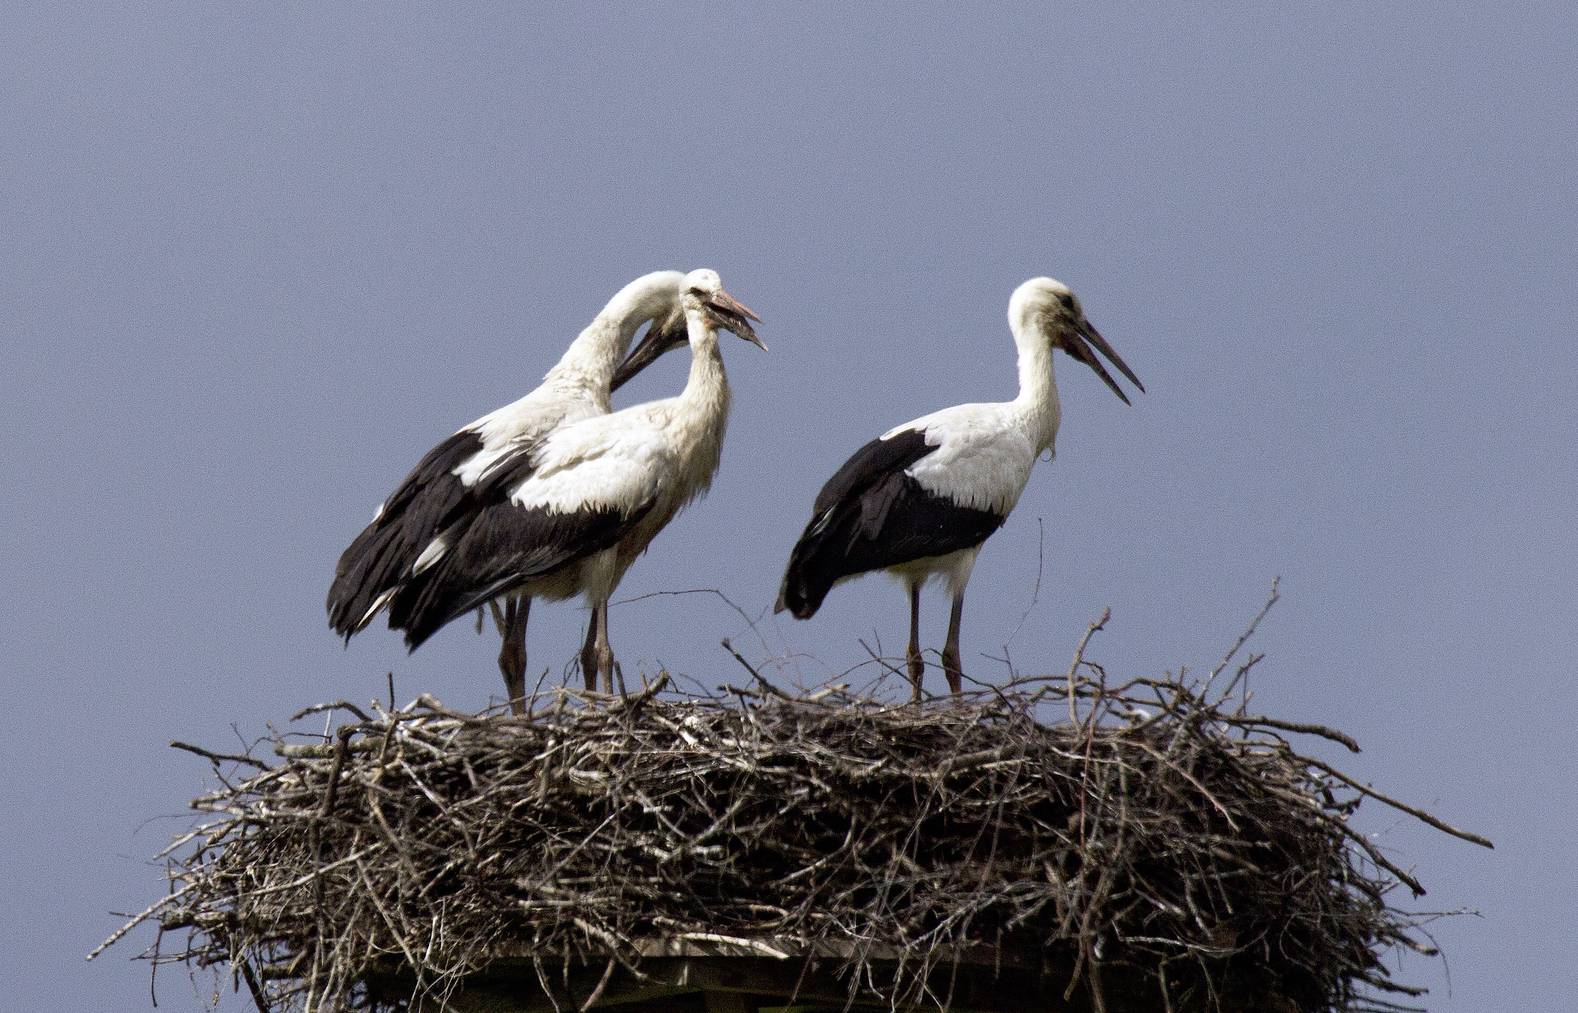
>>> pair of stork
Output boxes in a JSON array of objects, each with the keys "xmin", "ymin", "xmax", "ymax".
[{"xmin": 326, "ymin": 270, "xmax": 1142, "ymax": 711}]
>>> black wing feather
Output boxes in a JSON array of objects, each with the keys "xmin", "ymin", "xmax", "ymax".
[
  {"xmin": 326, "ymin": 429, "xmax": 486, "ymax": 638},
  {"xmin": 776, "ymin": 428, "xmax": 1006, "ymax": 619},
  {"xmin": 386, "ymin": 498, "xmax": 655, "ymax": 650},
  {"xmin": 809, "ymin": 428, "xmax": 935, "ymax": 518}
]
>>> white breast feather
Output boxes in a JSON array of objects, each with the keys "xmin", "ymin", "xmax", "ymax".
[
  {"xmin": 509, "ymin": 411, "xmax": 668, "ymax": 515},
  {"xmin": 453, "ymin": 387, "xmax": 602, "ymax": 487},
  {"xmin": 891, "ymin": 404, "xmax": 1039, "ymax": 517}
]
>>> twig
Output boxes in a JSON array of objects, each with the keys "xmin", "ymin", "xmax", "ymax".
[
  {"xmin": 1067, "ymin": 608, "xmax": 1111, "ymax": 725},
  {"xmin": 1208, "ymin": 579, "xmax": 1280, "ymax": 699},
  {"xmin": 721, "ymin": 638, "xmax": 791, "ymax": 700},
  {"xmin": 87, "ymin": 883, "xmax": 195, "ymax": 961},
  {"xmin": 1004, "ymin": 517, "xmax": 1046, "ymax": 646},
  {"xmin": 170, "ymin": 740, "xmax": 269, "ymax": 771},
  {"xmin": 240, "ymin": 959, "xmax": 272, "ymax": 1013},
  {"xmin": 1305, "ymin": 755, "xmax": 1494, "ymax": 849},
  {"xmin": 320, "ymin": 727, "xmax": 355, "ymax": 819},
  {"xmin": 101, "ymin": 651, "xmax": 1473, "ymax": 1012}
]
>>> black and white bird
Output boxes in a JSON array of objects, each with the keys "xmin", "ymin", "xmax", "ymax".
[
  {"xmin": 327, "ymin": 270, "xmax": 693, "ymax": 712},
  {"xmin": 775, "ymin": 277, "xmax": 1142, "ymax": 697},
  {"xmin": 332, "ymin": 269, "xmax": 764, "ymax": 700}
]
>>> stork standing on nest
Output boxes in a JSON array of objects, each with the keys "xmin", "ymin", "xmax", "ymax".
[
  {"xmin": 775, "ymin": 277, "xmax": 1142, "ymax": 698},
  {"xmin": 369, "ymin": 270, "xmax": 764, "ymax": 697},
  {"xmin": 327, "ymin": 270, "xmax": 693, "ymax": 713}
]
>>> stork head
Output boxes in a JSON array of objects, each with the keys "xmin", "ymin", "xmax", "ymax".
[
  {"xmin": 1010, "ymin": 277, "xmax": 1144, "ymax": 405},
  {"xmin": 612, "ymin": 269, "xmax": 764, "ymax": 390},
  {"xmin": 681, "ymin": 269, "xmax": 765, "ymax": 348}
]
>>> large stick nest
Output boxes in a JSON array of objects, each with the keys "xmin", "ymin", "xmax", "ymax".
[{"xmin": 100, "ymin": 616, "xmax": 1488, "ymax": 1013}]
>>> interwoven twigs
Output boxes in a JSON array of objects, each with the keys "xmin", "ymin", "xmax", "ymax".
[{"xmin": 97, "ymin": 658, "xmax": 1487, "ymax": 1013}]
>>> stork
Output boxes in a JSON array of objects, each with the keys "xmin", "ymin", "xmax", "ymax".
[
  {"xmin": 373, "ymin": 270, "xmax": 764, "ymax": 695},
  {"xmin": 327, "ymin": 270, "xmax": 692, "ymax": 713},
  {"xmin": 775, "ymin": 277, "xmax": 1142, "ymax": 698}
]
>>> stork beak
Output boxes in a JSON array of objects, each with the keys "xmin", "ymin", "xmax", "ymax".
[
  {"xmin": 611, "ymin": 290, "xmax": 767, "ymax": 391},
  {"xmin": 1061, "ymin": 317, "xmax": 1144, "ymax": 405},
  {"xmin": 706, "ymin": 288, "xmax": 767, "ymax": 351},
  {"xmin": 611, "ymin": 310, "xmax": 686, "ymax": 392}
]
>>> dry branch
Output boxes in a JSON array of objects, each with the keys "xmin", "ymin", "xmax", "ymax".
[{"xmin": 98, "ymin": 629, "xmax": 1485, "ymax": 1012}]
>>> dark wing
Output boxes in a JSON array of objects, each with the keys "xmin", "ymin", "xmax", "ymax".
[
  {"xmin": 775, "ymin": 428, "xmax": 1006, "ymax": 619},
  {"xmin": 385, "ymin": 496, "xmax": 655, "ymax": 650},
  {"xmin": 327, "ymin": 429, "xmax": 486, "ymax": 638}
]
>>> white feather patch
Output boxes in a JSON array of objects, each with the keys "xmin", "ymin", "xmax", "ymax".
[
  {"xmin": 357, "ymin": 588, "xmax": 396, "ymax": 630},
  {"xmin": 507, "ymin": 414, "xmax": 668, "ymax": 515},
  {"xmin": 411, "ymin": 536, "xmax": 449, "ymax": 575},
  {"xmin": 895, "ymin": 404, "xmax": 1040, "ymax": 517}
]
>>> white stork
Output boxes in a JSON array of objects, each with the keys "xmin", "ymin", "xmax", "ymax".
[
  {"xmin": 775, "ymin": 277, "xmax": 1142, "ymax": 698},
  {"xmin": 343, "ymin": 269, "xmax": 764, "ymax": 697},
  {"xmin": 327, "ymin": 270, "xmax": 693, "ymax": 712}
]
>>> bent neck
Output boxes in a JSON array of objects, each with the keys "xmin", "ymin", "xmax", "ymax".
[{"xmin": 544, "ymin": 271, "xmax": 679, "ymax": 390}]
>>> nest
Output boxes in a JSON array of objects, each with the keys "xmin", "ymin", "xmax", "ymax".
[{"xmin": 98, "ymin": 613, "xmax": 1489, "ymax": 1013}]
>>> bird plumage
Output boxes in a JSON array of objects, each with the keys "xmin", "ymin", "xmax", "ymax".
[
  {"xmin": 327, "ymin": 270, "xmax": 685, "ymax": 642},
  {"xmin": 333, "ymin": 268, "xmax": 763, "ymax": 695},
  {"xmin": 327, "ymin": 271, "xmax": 697, "ymax": 713},
  {"xmin": 776, "ymin": 276, "xmax": 1142, "ymax": 696},
  {"xmin": 775, "ymin": 428, "xmax": 1006, "ymax": 619}
]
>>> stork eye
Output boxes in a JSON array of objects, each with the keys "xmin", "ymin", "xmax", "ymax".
[
  {"xmin": 1057, "ymin": 293, "xmax": 1075, "ymax": 310},
  {"xmin": 687, "ymin": 286, "xmax": 706, "ymax": 296}
]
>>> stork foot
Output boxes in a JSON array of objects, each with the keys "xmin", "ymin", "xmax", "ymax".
[{"xmin": 941, "ymin": 645, "xmax": 963, "ymax": 696}]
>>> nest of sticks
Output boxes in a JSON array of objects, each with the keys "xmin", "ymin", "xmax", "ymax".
[{"xmin": 99, "ymin": 607, "xmax": 1489, "ymax": 1013}]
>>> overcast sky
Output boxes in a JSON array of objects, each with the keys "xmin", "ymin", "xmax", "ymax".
[{"xmin": 5, "ymin": 4, "xmax": 1574, "ymax": 1010}]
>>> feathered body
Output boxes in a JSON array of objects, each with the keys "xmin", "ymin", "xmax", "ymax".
[
  {"xmin": 776, "ymin": 277, "xmax": 1141, "ymax": 696},
  {"xmin": 326, "ymin": 271, "xmax": 684, "ymax": 641},
  {"xmin": 384, "ymin": 312, "xmax": 733, "ymax": 647},
  {"xmin": 330, "ymin": 267, "xmax": 761, "ymax": 697},
  {"xmin": 777, "ymin": 298, "xmax": 1061, "ymax": 619}
]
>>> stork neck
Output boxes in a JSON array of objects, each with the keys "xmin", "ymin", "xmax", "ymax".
[
  {"xmin": 544, "ymin": 272, "xmax": 678, "ymax": 391},
  {"xmin": 1012, "ymin": 335, "xmax": 1061, "ymax": 452},
  {"xmin": 679, "ymin": 315, "xmax": 729, "ymax": 417},
  {"xmin": 672, "ymin": 311, "xmax": 731, "ymax": 473}
]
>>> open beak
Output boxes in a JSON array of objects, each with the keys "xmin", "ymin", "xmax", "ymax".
[
  {"xmin": 611, "ymin": 290, "xmax": 767, "ymax": 392},
  {"xmin": 1060, "ymin": 317, "xmax": 1144, "ymax": 405},
  {"xmin": 705, "ymin": 288, "xmax": 767, "ymax": 351},
  {"xmin": 611, "ymin": 309, "xmax": 686, "ymax": 392}
]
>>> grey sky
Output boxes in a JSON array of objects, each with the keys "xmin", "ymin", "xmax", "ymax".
[{"xmin": 5, "ymin": 4, "xmax": 1574, "ymax": 1009}]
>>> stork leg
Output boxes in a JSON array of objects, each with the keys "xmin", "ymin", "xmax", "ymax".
[
  {"xmin": 496, "ymin": 597, "xmax": 530, "ymax": 716},
  {"xmin": 593, "ymin": 600, "xmax": 617, "ymax": 695},
  {"xmin": 579, "ymin": 608, "xmax": 600, "ymax": 693},
  {"xmin": 941, "ymin": 591, "xmax": 966, "ymax": 696},
  {"xmin": 905, "ymin": 581, "xmax": 925, "ymax": 701}
]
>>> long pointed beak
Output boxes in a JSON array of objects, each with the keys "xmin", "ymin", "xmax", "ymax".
[
  {"xmin": 707, "ymin": 288, "xmax": 767, "ymax": 351},
  {"xmin": 611, "ymin": 312, "xmax": 685, "ymax": 392},
  {"xmin": 1063, "ymin": 317, "xmax": 1144, "ymax": 405}
]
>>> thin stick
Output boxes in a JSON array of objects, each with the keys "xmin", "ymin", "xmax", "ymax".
[
  {"xmin": 1209, "ymin": 579, "xmax": 1280, "ymax": 698},
  {"xmin": 1067, "ymin": 608, "xmax": 1111, "ymax": 725},
  {"xmin": 169, "ymin": 741, "xmax": 268, "ymax": 771}
]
